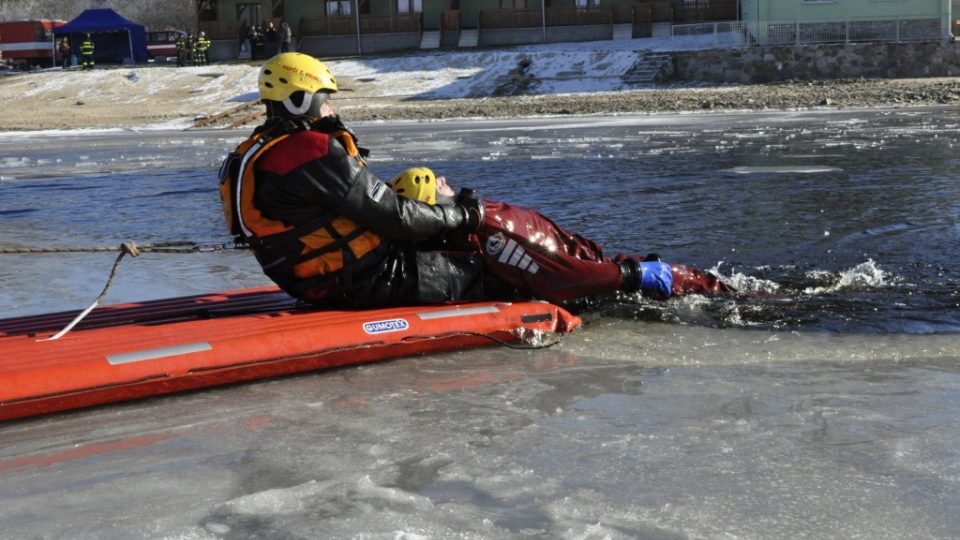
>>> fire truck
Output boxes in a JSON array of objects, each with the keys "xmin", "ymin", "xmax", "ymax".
[
  {"xmin": 146, "ymin": 28, "xmax": 187, "ymax": 62},
  {"xmin": 0, "ymin": 20, "xmax": 65, "ymax": 68}
]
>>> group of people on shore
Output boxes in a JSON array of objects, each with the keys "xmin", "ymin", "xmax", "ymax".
[
  {"xmin": 242, "ymin": 20, "xmax": 293, "ymax": 60},
  {"xmin": 56, "ymin": 34, "xmax": 95, "ymax": 70},
  {"xmin": 56, "ymin": 30, "xmax": 210, "ymax": 69},
  {"xmin": 52, "ymin": 21, "xmax": 293, "ymax": 70},
  {"xmin": 175, "ymin": 31, "xmax": 212, "ymax": 67}
]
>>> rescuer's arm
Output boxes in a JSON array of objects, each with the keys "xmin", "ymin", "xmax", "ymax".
[{"xmin": 300, "ymin": 139, "xmax": 480, "ymax": 240}]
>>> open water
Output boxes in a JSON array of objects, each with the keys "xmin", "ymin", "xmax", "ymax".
[{"xmin": 1, "ymin": 109, "xmax": 959, "ymax": 538}]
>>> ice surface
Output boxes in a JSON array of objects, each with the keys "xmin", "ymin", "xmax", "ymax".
[
  {"xmin": 2, "ymin": 109, "xmax": 960, "ymax": 539},
  {"xmin": 2, "ymin": 341, "xmax": 959, "ymax": 538},
  {"xmin": 724, "ymin": 165, "xmax": 844, "ymax": 174}
]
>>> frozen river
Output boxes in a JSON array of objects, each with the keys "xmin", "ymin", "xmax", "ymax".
[{"xmin": 1, "ymin": 109, "xmax": 959, "ymax": 538}]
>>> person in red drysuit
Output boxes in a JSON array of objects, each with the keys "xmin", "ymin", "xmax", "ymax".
[{"xmin": 390, "ymin": 168, "xmax": 732, "ymax": 303}]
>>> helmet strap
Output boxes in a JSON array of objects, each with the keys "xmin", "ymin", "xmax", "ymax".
[
  {"xmin": 282, "ymin": 91, "xmax": 315, "ymax": 116},
  {"xmin": 277, "ymin": 91, "xmax": 331, "ymax": 117}
]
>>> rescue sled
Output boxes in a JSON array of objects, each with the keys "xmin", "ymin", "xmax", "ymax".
[{"xmin": 0, "ymin": 286, "xmax": 580, "ymax": 422}]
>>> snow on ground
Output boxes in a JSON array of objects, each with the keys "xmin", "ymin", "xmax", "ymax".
[
  {"xmin": 329, "ymin": 31, "xmax": 723, "ymax": 99},
  {"xmin": 0, "ymin": 31, "xmax": 723, "ymax": 132},
  {"xmin": 335, "ymin": 49, "xmax": 645, "ymax": 98}
]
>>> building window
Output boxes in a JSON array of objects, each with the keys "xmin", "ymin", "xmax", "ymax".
[
  {"xmin": 328, "ymin": 0, "xmax": 351, "ymax": 15},
  {"xmin": 237, "ymin": 3, "xmax": 262, "ymax": 27},
  {"xmin": 198, "ymin": 0, "xmax": 217, "ymax": 21},
  {"xmin": 576, "ymin": 0, "xmax": 601, "ymax": 6},
  {"xmin": 398, "ymin": 0, "xmax": 423, "ymax": 13}
]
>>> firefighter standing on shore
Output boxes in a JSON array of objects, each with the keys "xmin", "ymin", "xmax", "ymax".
[
  {"xmin": 185, "ymin": 32, "xmax": 196, "ymax": 66},
  {"xmin": 195, "ymin": 31, "xmax": 211, "ymax": 66},
  {"xmin": 280, "ymin": 22, "xmax": 293, "ymax": 53},
  {"xmin": 175, "ymin": 33, "xmax": 187, "ymax": 67},
  {"xmin": 80, "ymin": 33, "xmax": 94, "ymax": 70},
  {"xmin": 58, "ymin": 37, "xmax": 71, "ymax": 69}
]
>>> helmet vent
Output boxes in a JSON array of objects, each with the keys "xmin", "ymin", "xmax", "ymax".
[
  {"xmin": 263, "ymin": 69, "xmax": 272, "ymax": 75},
  {"xmin": 279, "ymin": 78, "xmax": 288, "ymax": 84},
  {"xmin": 264, "ymin": 82, "xmax": 274, "ymax": 88}
]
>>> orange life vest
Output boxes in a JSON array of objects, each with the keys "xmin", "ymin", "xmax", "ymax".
[{"xmin": 218, "ymin": 120, "xmax": 381, "ymax": 286}]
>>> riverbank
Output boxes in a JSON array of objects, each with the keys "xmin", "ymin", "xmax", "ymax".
[
  {"xmin": 1, "ymin": 59, "xmax": 959, "ymax": 132},
  {"xmin": 331, "ymin": 76, "xmax": 960, "ymax": 122}
]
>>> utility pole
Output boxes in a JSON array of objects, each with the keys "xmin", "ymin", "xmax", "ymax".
[
  {"xmin": 355, "ymin": 0, "xmax": 363, "ymax": 54},
  {"xmin": 541, "ymin": 0, "xmax": 546, "ymax": 42}
]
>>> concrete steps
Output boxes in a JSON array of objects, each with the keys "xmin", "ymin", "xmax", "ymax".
[
  {"xmin": 623, "ymin": 52, "xmax": 674, "ymax": 86},
  {"xmin": 612, "ymin": 23, "xmax": 633, "ymax": 41},
  {"xmin": 419, "ymin": 31, "xmax": 440, "ymax": 49},
  {"xmin": 458, "ymin": 29, "xmax": 479, "ymax": 48}
]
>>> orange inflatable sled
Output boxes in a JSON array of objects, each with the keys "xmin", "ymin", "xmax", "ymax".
[{"xmin": 0, "ymin": 286, "xmax": 580, "ymax": 421}]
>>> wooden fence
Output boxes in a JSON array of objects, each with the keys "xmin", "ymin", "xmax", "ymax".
[
  {"xmin": 480, "ymin": 1, "xmax": 734, "ymax": 30},
  {"xmin": 673, "ymin": 0, "xmax": 737, "ymax": 22},
  {"xmin": 299, "ymin": 13, "xmax": 421, "ymax": 36},
  {"xmin": 441, "ymin": 10, "xmax": 461, "ymax": 32},
  {"xmin": 199, "ymin": 20, "xmax": 242, "ymax": 41}
]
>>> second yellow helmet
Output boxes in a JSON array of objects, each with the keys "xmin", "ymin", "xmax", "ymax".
[{"xmin": 391, "ymin": 167, "xmax": 437, "ymax": 205}]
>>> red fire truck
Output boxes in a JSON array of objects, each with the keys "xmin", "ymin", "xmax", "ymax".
[
  {"xmin": 0, "ymin": 20, "xmax": 65, "ymax": 68},
  {"xmin": 146, "ymin": 28, "xmax": 186, "ymax": 62}
]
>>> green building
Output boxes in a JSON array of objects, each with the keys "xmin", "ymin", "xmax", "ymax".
[
  {"xmin": 736, "ymin": 0, "xmax": 952, "ymax": 44},
  {"xmin": 740, "ymin": 0, "xmax": 950, "ymax": 23}
]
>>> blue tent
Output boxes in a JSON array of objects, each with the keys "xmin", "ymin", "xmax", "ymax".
[{"xmin": 55, "ymin": 8, "xmax": 148, "ymax": 64}]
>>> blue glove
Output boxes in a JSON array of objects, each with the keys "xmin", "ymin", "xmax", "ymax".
[{"xmin": 639, "ymin": 261, "xmax": 673, "ymax": 300}]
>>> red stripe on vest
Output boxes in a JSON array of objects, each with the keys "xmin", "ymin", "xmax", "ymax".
[{"xmin": 256, "ymin": 130, "xmax": 330, "ymax": 175}]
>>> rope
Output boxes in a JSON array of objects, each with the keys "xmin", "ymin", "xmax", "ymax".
[
  {"xmin": 21, "ymin": 240, "xmax": 247, "ymax": 341},
  {"xmin": 468, "ymin": 330, "xmax": 565, "ymax": 350},
  {"xmin": 402, "ymin": 330, "xmax": 565, "ymax": 350},
  {"xmin": 0, "ymin": 240, "xmax": 246, "ymax": 255},
  {"xmin": 13, "ymin": 241, "xmax": 566, "ymax": 350}
]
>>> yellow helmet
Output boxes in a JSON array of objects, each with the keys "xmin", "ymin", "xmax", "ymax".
[
  {"xmin": 259, "ymin": 53, "xmax": 338, "ymax": 117},
  {"xmin": 391, "ymin": 167, "xmax": 437, "ymax": 205}
]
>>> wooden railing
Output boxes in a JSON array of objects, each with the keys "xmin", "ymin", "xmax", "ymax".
[
  {"xmin": 441, "ymin": 10, "xmax": 460, "ymax": 32},
  {"xmin": 547, "ymin": 7, "xmax": 612, "ymax": 26},
  {"xmin": 612, "ymin": 0, "xmax": 660, "ymax": 24},
  {"xmin": 300, "ymin": 16, "xmax": 355, "ymax": 36},
  {"xmin": 673, "ymin": 0, "xmax": 736, "ymax": 22},
  {"xmin": 479, "ymin": 7, "xmax": 613, "ymax": 29},
  {"xmin": 361, "ymin": 13, "xmax": 421, "ymax": 33},
  {"xmin": 610, "ymin": 1, "xmax": 737, "ymax": 25},
  {"xmin": 199, "ymin": 20, "xmax": 242, "ymax": 40},
  {"xmin": 650, "ymin": 1, "xmax": 674, "ymax": 22},
  {"xmin": 611, "ymin": 5, "xmax": 635, "ymax": 24},
  {"xmin": 479, "ymin": 8, "xmax": 542, "ymax": 29},
  {"xmin": 298, "ymin": 13, "xmax": 421, "ymax": 36},
  {"xmin": 609, "ymin": 1, "xmax": 675, "ymax": 23}
]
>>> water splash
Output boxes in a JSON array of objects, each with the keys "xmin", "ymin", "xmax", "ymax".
[
  {"xmin": 708, "ymin": 262, "xmax": 782, "ymax": 295},
  {"xmin": 803, "ymin": 259, "xmax": 896, "ymax": 294}
]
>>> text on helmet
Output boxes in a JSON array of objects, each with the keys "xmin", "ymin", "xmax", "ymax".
[{"xmin": 281, "ymin": 63, "xmax": 322, "ymax": 85}]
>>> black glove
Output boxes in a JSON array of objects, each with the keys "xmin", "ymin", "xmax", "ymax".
[
  {"xmin": 456, "ymin": 188, "xmax": 477, "ymax": 203},
  {"xmin": 457, "ymin": 197, "xmax": 484, "ymax": 232}
]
